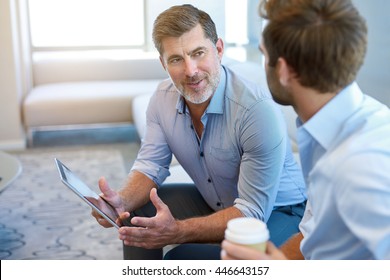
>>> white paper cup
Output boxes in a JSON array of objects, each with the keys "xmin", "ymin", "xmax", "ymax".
[{"xmin": 225, "ymin": 217, "xmax": 269, "ymax": 252}]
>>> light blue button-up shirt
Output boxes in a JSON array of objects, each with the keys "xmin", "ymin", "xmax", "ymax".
[
  {"xmin": 132, "ymin": 66, "xmax": 306, "ymax": 221},
  {"xmin": 299, "ymin": 82, "xmax": 390, "ymax": 259}
]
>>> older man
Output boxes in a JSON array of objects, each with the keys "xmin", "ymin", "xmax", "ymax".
[{"xmin": 93, "ymin": 4, "xmax": 306, "ymax": 260}]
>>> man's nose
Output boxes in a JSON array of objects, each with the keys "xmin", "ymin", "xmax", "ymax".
[{"xmin": 184, "ymin": 58, "xmax": 198, "ymax": 77}]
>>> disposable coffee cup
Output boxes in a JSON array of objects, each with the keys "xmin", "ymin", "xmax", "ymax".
[{"xmin": 225, "ymin": 217, "xmax": 269, "ymax": 252}]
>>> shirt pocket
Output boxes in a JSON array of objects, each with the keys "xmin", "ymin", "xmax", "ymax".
[{"xmin": 209, "ymin": 147, "xmax": 240, "ymax": 179}]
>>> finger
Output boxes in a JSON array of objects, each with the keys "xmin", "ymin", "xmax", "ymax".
[
  {"xmin": 220, "ymin": 249, "xmax": 233, "ymax": 260},
  {"xmin": 264, "ymin": 241, "xmax": 287, "ymax": 259},
  {"xmin": 118, "ymin": 226, "xmax": 161, "ymax": 249},
  {"xmin": 221, "ymin": 240, "xmax": 264, "ymax": 260},
  {"xmin": 149, "ymin": 188, "xmax": 166, "ymax": 212},
  {"xmin": 118, "ymin": 226, "xmax": 147, "ymax": 242},
  {"xmin": 117, "ymin": 211, "xmax": 132, "ymax": 226},
  {"xmin": 118, "ymin": 211, "xmax": 131, "ymax": 220},
  {"xmin": 266, "ymin": 241, "xmax": 278, "ymax": 253},
  {"xmin": 91, "ymin": 209, "xmax": 101, "ymax": 219},
  {"xmin": 98, "ymin": 177, "xmax": 116, "ymax": 198},
  {"xmin": 220, "ymin": 249, "xmax": 239, "ymax": 260},
  {"xmin": 91, "ymin": 206, "xmax": 104, "ymax": 223},
  {"xmin": 96, "ymin": 216, "xmax": 113, "ymax": 228}
]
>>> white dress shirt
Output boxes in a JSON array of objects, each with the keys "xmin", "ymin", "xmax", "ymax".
[{"xmin": 298, "ymin": 82, "xmax": 390, "ymax": 259}]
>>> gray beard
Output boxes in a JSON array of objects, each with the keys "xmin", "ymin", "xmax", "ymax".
[{"xmin": 178, "ymin": 69, "xmax": 220, "ymax": 104}]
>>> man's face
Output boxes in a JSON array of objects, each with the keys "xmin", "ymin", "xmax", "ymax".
[
  {"xmin": 260, "ymin": 42, "xmax": 292, "ymax": 106},
  {"xmin": 160, "ymin": 24, "xmax": 223, "ymax": 104}
]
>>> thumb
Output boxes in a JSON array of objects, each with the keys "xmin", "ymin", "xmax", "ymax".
[
  {"xmin": 149, "ymin": 188, "xmax": 166, "ymax": 212},
  {"xmin": 98, "ymin": 177, "xmax": 116, "ymax": 198},
  {"xmin": 266, "ymin": 241, "xmax": 278, "ymax": 253}
]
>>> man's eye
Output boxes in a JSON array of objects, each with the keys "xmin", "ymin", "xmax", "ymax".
[
  {"xmin": 193, "ymin": 51, "xmax": 204, "ymax": 57},
  {"xmin": 169, "ymin": 58, "xmax": 181, "ymax": 64}
]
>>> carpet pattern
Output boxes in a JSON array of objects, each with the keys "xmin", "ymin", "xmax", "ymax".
[{"xmin": 0, "ymin": 148, "xmax": 129, "ymax": 260}]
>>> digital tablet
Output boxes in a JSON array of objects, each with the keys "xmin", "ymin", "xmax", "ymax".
[{"xmin": 55, "ymin": 158, "xmax": 120, "ymax": 229}]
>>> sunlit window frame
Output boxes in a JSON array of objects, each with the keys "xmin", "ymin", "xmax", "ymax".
[
  {"xmin": 24, "ymin": 0, "xmax": 258, "ymax": 61},
  {"xmin": 27, "ymin": 0, "xmax": 147, "ymax": 52}
]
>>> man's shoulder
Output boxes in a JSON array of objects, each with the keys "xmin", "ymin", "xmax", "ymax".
[
  {"xmin": 223, "ymin": 66, "xmax": 272, "ymax": 107},
  {"xmin": 156, "ymin": 78, "xmax": 175, "ymax": 92},
  {"xmin": 152, "ymin": 79, "xmax": 180, "ymax": 100},
  {"xmin": 320, "ymin": 107, "xmax": 390, "ymax": 185},
  {"xmin": 146, "ymin": 79, "xmax": 180, "ymax": 112}
]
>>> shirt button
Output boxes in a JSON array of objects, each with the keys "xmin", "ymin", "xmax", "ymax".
[
  {"xmin": 216, "ymin": 202, "xmax": 222, "ymax": 207},
  {"xmin": 200, "ymin": 152, "xmax": 204, "ymax": 157},
  {"xmin": 207, "ymin": 178, "xmax": 212, "ymax": 183}
]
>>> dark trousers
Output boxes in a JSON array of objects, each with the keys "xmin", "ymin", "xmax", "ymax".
[{"xmin": 123, "ymin": 183, "xmax": 306, "ymax": 260}]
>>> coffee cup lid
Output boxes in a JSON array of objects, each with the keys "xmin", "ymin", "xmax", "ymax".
[{"xmin": 225, "ymin": 217, "xmax": 269, "ymax": 244}]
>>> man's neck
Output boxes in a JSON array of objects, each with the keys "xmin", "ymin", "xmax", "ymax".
[
  {"xmin": 292, "ymin": 84, "xmax": 337, "ymax": 123},
  {"xmin": 186, "ymin": 98, "xmax": 210, "ymax": 119},
  {"xmin": 186, "ymin": 99, "xmax": 211, "ymax": 139}
]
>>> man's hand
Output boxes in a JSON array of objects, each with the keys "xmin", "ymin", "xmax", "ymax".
[
  {"xmin": 91, "ymin": 177, "xmax": 126, "ymax": 228},
  {"xmin": 118, "ymin": 188, "xmax": 179, "ymax": 249},
  {"xmin": 221, "ymin": 240, "xmax": 288, "ymax": 260}
]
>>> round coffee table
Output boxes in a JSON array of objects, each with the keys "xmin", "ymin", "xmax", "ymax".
[{"xmin": 0, "ymin": 151, "xmax": 22, "ymax": 193}]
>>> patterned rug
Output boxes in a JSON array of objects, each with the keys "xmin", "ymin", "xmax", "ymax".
[{"xmin": 0, "ymin": 148, "xmax": 129, "ymax": 260}]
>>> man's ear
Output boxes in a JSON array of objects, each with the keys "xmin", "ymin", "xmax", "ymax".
[
  {"xmin": 277, "ymin": 57, "xmax": 292, "ymax": 87},
  {"xmin": 215, "ymin": 38, "xmax": 224, "ymax": 61},
  {"xmin": 159, "ymin": 56, "xmax": 167, "ymax": 71}
]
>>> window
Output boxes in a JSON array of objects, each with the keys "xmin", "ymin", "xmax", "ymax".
[
  {"xmin": 26, "ymin": 0, "xmax": 259, "ymax": 61},
  {"xmin": 28, "ymin": 0, "xmax": 144, "ymax": 49},
  {"xmin": 225, "ymin": 0, "xmax": 248, "ymax": 45}
]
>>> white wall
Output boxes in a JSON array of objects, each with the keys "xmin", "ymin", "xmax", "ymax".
[
  {"xmin": 353, "ymin": 0, "xmax": 390, "ymax": 105},
  {"xmin": 0, "ymin": 0, "xmax": 26, "ymax": 150}
]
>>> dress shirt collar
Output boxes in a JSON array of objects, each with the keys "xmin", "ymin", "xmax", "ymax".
[{"xmin": 300, "ymin": 82, "xmax": 364, "ymax": 150}]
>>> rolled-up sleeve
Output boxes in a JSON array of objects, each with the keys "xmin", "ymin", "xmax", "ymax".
[{"xmin": 131, "ymin": 87, "xmax": 173, "ymax": 186}]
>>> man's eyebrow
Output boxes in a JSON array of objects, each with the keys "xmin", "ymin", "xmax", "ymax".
[
  {"xmin": 187, "ymin": 46, "xmax": 207, "ymax": 56},
  {"xmin": 165, "ymin": 46, "xmax": 208, "ymax": 62},
  {"xmin": 167, "ymin": 54, "xmax": 182, "ymax": 61}
]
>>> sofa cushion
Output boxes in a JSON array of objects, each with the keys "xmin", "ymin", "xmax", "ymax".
[{"xmin": 23, "ymin": 80, "xmax": 162, "ymax": 127}]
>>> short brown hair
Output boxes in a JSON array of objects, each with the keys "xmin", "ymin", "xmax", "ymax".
[
  {"xmin": 152, "ymin": 4, "xmax": 219, "ymax": 55},
  {"xmin": 259, "ymin": 0, "xmax": 367, "ymax": 93}
]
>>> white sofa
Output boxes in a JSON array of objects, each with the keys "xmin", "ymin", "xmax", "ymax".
[{"xmin": 22, "ymin": 53, "xmax": 168, "ymax": 145}]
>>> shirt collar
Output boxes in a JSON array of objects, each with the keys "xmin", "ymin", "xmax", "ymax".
[
  {"xmin": 175, "ymin": 65, "xmax": 226, "ymax": 115},
  {"xmin": 207, "ymin": 65, "xmax": 226, "ymax": 114},
  {"xmin": 300, "ymin": 82, "xmax": 364, "ymax": 150}
]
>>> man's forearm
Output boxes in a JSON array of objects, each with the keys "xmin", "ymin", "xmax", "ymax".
[{"xmin": 174, "ymin": 206, "xmax": 244, "ymax": 244}]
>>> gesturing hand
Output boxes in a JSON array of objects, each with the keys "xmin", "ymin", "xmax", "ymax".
[{"xmin": 118, "ymin": 188, "xmax": 179, "ymax": 249}]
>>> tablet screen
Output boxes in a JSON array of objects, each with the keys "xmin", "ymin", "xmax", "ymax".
[{"xmin": 55, "ymin": 158, "xmax": 120, "ymax": 229}]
